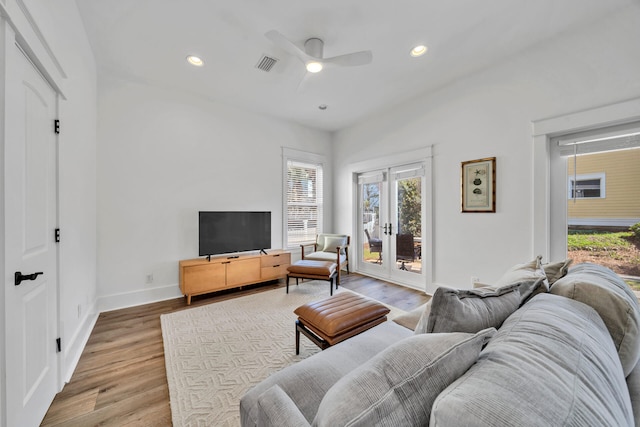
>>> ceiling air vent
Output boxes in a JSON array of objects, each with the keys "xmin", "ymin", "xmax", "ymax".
[{"xmin": 255, "ymin": 54, "xmax": 278, "ymax": 72}]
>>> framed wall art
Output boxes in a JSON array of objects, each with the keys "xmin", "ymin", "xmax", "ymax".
[{"xmin": 461, "ymin": 157, "xmax": 496, "ymax": 213}]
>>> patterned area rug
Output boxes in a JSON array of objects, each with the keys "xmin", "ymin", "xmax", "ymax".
[{"xmin": 161, "ymin": 283, "xmax": 403, "ymax": 426}]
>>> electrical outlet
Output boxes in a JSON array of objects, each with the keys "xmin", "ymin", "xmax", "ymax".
[
  {"xmin": 471, "ymin": 276, "xmax": 479, "ymax": 286},
  {"xmin": 146, "ymin": 274, "xmax": 154, "ymax": 284}
]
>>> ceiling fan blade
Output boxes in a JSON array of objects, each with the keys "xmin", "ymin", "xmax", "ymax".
[
  {"xmin": 323, "ymin": 50, "xmax": 373, "ymax": 67},
  {"xmin": 296, "ymin": 71, "xmax": 313, "ymax": 93},
  {"xmin": 265, "ymin": 30, "xmax": 313, "ymax": 63}
]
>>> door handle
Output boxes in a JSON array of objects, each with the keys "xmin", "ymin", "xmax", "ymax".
[
  {"xmin": 14, "ymin": 271, "xmax": 43, "ymax": 286},
  {"xmin": 388, "ymin": 224, "xmax": 393, "ymax": 235},
  {"xmin": 383, "ymin": 224, "xmax": 388, "ymax": 235}
]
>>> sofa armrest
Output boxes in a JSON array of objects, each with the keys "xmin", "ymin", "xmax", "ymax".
[{"xmin": 257, "ymin": 385, "xmax": 311, "ymax": 427}]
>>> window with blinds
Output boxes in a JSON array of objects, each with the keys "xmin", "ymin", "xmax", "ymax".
[
  {"xmin": 286, "ymin": 160, "xmax": 323, "ymax": 246},
  {"xmin": 569, "ymin": 173, "xmax": 605, "ymax": 199}
]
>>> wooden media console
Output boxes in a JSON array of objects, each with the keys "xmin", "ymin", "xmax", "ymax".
[{"xmin": 179, "ymin": 250, "xmax": 291, "ymax": 304}]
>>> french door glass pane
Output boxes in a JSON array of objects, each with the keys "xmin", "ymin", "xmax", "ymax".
[
  {"xmin": 395, "ymin": 176, "xmax": 422, "ymax": 274},
  {"xmin": 362, "ymin": 182, "xmax": 383, "ymax": 265}
]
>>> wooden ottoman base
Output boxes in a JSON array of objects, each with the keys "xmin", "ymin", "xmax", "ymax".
[
  {"xmin": 286, "ymin": 260, "xmax": 338, "ymax": 295},
  {"xmin": 293, "ymin": 292, "xmax": 390, "ymax": 354}
]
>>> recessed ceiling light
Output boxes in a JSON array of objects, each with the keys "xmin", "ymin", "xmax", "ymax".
[
  {"xmin": 306, "ymin": 61, "xmax": 323, "ymax": 73},
  {"xmin": 318, "ymin": 104, "xmax": 328, "ymax": 110},
  {"xmin": 187, "ymin": 55, "xmax": 204, "ymax": 66},
  {"xmin": 410, "ymin": 45, "xmax": 428, "ymax": 57}
]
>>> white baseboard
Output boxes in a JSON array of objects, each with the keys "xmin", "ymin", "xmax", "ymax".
[
  {"xmin": 62, "ymin": 302, "xmax": 99, "ymax": 384},
  {"xmin": 97, "ymin": 283, "xmax": 183, "ymax": 313}
]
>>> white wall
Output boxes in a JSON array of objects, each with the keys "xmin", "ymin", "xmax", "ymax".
[
  {"xmin": 96, "ymin": 78, "xmax": 332, "ymax": 310},
  {"xmin": 333, "ymin": 6, "xmax": 640, "ymax": 290}
]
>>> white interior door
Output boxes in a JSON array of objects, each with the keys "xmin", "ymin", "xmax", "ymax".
[{"xmin": 4, "ymin": 44, "xmax": 59, "ymax": 427}]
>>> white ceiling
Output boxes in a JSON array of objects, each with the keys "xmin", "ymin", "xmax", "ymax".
[{"xmin": 75, "ymin": 0, "xmax": 633, "ymax": 132}]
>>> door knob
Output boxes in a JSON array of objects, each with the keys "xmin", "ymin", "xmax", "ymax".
[{"xmin": 14, "ymin": 271, "xmax": 43, "ymax": 286}]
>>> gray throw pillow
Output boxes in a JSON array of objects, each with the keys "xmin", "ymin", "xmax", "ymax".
[
  {"xmin": 426, "ymin": 285, "xmax": 520, "ymax": 333},
  {"xmin": 494, "ymin": 255, "xmax": 549, "ymax": 303},
  {"xmin": 313, "ymin": 328, "xmax": 496, "ymax": 427}
]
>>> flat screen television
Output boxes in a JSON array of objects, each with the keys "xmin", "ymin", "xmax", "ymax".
[{"xmin": 199, "ymin": 211, "xmax": 271, "ymax": 257}]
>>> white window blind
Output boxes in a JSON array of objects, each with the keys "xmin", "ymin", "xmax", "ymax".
[
  {"xmin": 286, "ymin": 160, "xmax": 323, "ymax": 246},
  {"xmin": 556, "ymin": 121, "xmax": 640, "ymax": 156}
]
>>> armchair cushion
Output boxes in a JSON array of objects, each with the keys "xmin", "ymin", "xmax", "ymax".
[
  {"xmin": 305, "ymin": 251, "xmax": 347, "ymax": 265},
  {"xmin": 322, "ymin": 236, "xmax": 347, "ymax": 254}
]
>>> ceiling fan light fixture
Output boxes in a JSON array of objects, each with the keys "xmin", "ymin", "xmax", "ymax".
[
  {"xmin": 410, "ymin": 45, "xmax": 428, "ymax": 57},
  {"xmin": 186, "ymin": 55, "xmax": 204, "ymax": 66},
  {"xmin": 306, "ymin": 61, "xmax": 323, "ymax": 73}
]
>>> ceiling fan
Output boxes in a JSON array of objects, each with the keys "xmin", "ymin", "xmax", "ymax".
[{"xmin": 265, "ymin": 30, "xmax": 373, "ymax": 89}]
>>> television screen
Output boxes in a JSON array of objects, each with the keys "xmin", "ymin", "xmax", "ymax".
[{"xmin": 199, "ymin": 211, "xmax": 271, "ymax": 256}]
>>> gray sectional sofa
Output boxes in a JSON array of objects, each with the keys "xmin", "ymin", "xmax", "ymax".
[{"xmin": 240, "ymin": 260, "xmax": 640, "ymax": 426}]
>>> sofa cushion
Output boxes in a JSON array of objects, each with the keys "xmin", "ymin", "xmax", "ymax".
[
  {"xmin": 313, "ymin": 328, "xmax": 495, "ymax": 427},
  {"xmin": 550, "ymin": 263, "xmax": 640, "ymax": 376},
  {"xmin": 425, "ymin": 285, "xmax": 520, "ymax": 333},
  {"xmin": 493, "ymin": 255, "xmax": 549, "ymax": 303},
  {"xmin": 542, "ymin": 258, "xmax": 573, "ymax": 285},
  {"xmin": 239, "ymin": 321, "xmax": 412, "ymax": 426},
  {"xmin": 430, "ymin": 293, "xmax": 634, "ymax": 427}
]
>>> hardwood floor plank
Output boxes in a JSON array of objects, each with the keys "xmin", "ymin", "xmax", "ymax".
[
  {"xmin": 39, "ymin": 388, "xmax": 99, "ymax": 426},
  {"xmin": 42, "ymin": 273, "xmax": 428, "ymax": 426}
]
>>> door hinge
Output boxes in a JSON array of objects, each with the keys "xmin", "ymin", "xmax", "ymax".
[
  {"xmin": 56, "ymin": 338, "xmax": 61, "ymax": 353},
  {"xmin": 55, "ymin": 228, "xmax": 61, "ymax": 243},
  {"xmin": 54, "ymin": 119, "xmax": 60, "ymax": 134}
]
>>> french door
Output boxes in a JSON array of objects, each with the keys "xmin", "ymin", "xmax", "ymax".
[{"xmin": 357, "ymin": 162, "xmax": 429, "ymax": 289}]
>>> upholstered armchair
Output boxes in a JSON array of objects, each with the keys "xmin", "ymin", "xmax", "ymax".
[{"xmin": 301, "ymin": 234, "xmax": 350, "ymax": 281}]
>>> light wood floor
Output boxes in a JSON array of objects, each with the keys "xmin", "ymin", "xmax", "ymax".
[{"xmin": 41, "ymin": 273, "xmax": 429, "ymax": 426}]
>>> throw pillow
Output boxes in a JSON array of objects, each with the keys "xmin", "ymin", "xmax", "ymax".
[
  {"xmin": 550, "ymin": 263, "xmax": 640, "ymax": 376},
  {"xmin": 392, "ymin": 301, "xmax": 429, "ymax": 331},
  {"xmin": 426, "ymin": 285, "xmax": 520, "ymax": 333},
  {"xmin": 322, "ymin": 236, "xmax": 347, "ymax": 254},
  {"xmin": 543, "ymin": 258, "xmax": 573, "ymax": 285},
  {"xmin": 494, "ymin": 255, "xmax": 549, "ymax": 303},
  {"xmin": 313, "ymin": 328, "xmax": 496, "ymax": 427},
  {"xmin": 413, "ymin": 300, "xmax": 432, "ymax": 334}
]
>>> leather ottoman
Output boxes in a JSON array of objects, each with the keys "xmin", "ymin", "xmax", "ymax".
[
  {"xmin": 293, "ymin": 292, "xmax": 390, "ymax": 354},
  {"xmin": 286, "ymin": 260, "xmax": 338, "ymax": 295}
]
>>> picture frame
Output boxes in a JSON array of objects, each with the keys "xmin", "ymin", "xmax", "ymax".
[{"xmin": 461, "ymin": 157, "xmax": 496, "ymax": 213}]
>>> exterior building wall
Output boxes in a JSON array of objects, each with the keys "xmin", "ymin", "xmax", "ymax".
[{"xmin": 567, "ymin": 148, "xmax": 640, "ymax": 227}]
